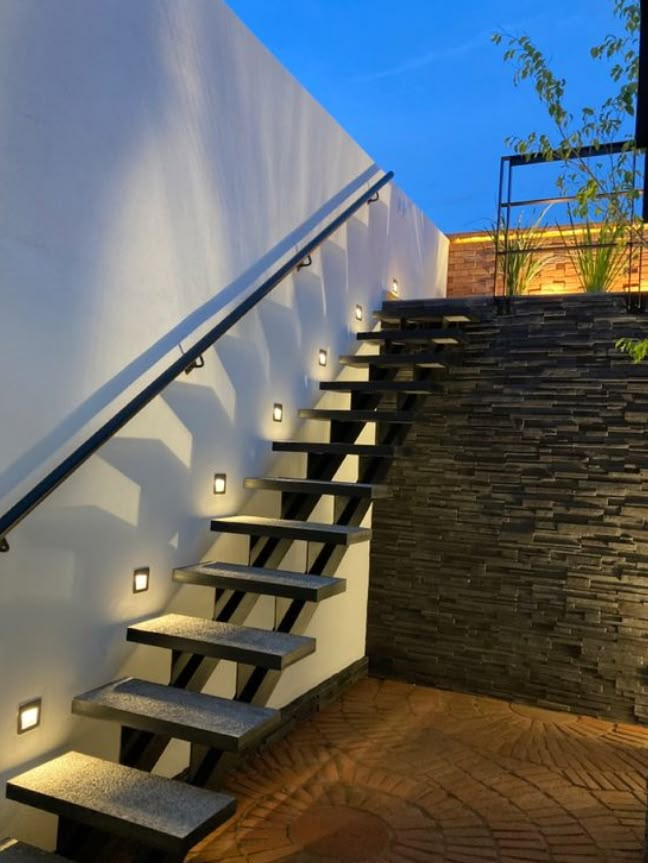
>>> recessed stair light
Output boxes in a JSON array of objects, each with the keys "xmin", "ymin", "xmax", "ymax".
[
  {"xmin": 273, "ymin": 403, "xmax": 284, "ymax": 423},
  {"xmin": 318, "ymin": 349, "xmax": 328, "ymax": 367},
  {"xmin": 213, "ymin": 473, "xmax": 227, "ymax": 495},
  {"xmin": 133, "ymin": 567, "xmax": 150, "ymax": 594},
  {"xmin": 355, "ymin": 304, "xmax": 363, "ymax": 322},
  {"xmin": 18, "ymin": 699, "xmax": 42, "ymax": 734}
]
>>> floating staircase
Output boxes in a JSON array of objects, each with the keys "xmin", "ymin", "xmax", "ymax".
[{"xmin": 3, "ymin": 298, "xmax": 476, "ymax": 861}]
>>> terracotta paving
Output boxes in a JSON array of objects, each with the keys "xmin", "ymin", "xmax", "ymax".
[{"xmin": 188, "ymin": 678, "xmax": 648, "ymax": 863}]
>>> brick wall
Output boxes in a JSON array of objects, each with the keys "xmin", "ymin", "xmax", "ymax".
[
  {"xmin": 368, "ymin": 293, "xmax": 648, "ymax": 723},
  {"xmin": 447, "ymin": 228, "xmax": 637, "ymax": 299}
]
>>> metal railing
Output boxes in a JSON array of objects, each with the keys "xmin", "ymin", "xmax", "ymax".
[
  {"xmin": 494, "ymin": 141, "xmax": 645, "ymax": 301},
  {"xmin": 0, "ymin": 170, "xmax": 394, "ymax": 552}
]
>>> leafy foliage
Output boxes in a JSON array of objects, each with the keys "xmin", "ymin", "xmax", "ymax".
[
  {"xmin": 492, "ymin": 1, "xmax": 640, "ymax": 221},
  {"xmin": 615, "ymin": 336, "xmax": 648, "ymax": 361}
]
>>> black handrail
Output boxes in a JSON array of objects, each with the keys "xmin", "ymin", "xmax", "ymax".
[{"xmin": 0, "ymin": 170, "xmax": 394, "ymax": 551}]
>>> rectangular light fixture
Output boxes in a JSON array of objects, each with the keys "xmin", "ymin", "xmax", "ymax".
[
  {"xmin": 133, "ymin": 567, "xmax": 150, "ymax": 594},
  {"xmin": 18, "ymin": 698, "xmax": 42, "ymax": 734},
  {"xmin": 273, "ymin": 403, "xmax": 283, "ymax": 422},
  {"xmin": 318, "ymin": 348, "xmax": 328, "ymax": 367},
  {"xmin": 392, "ymin": 279, "xmax": 400, "ymax": 295},
  {"xmin": 213, "ymin": 473, "xmax": 227, "ymax": 494},
  {"xmin": 354, "ymin": 304, "xmax": 363, "ymax": 321}
]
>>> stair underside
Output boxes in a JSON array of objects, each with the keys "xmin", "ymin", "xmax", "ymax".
[
  {"xmin": 210, "ymin": 515, "xmax": 371, "ymax": 545},
  {"xmin": 0, "ymin": 841, "xmax": 68, "ymax": 862},
  {"xmin": 174, "ymin": 561, "xmax": 346, "ymax": 601},
  {"xmin": 244, "ymin": 476, "xmax": 391, "ymax": 497},
  {"xmin": 272, "ymin": 441, "xmax": 399, "ymax": 457},
  {"xmin": 72, "ymin": 677, "xmax": 280, "ymax": 751},
  {"xmin": 298, "ymin": 408, "xmax": 416, "ymax": 424},
  {"xmin": 6, "ymin": 752, "xmax": 236, "ymax": 855},
  {"xmin": 357, "ymin": 327, "xmax": 465, "ymax": 345},
  {"xmin": 339, "ymin": 352, "xmax": 447, "ymax": 368},
  {"xmin": 127, "ymin": 613, "xmax": 315, "ymax": 670},
  {"xmin": 320, "ymin": 380, "xmax": 438, "ymax": 394}
]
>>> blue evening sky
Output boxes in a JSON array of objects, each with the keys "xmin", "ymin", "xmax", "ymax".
[{"xmin": 226, "ymin": 0, "xmax": 633, "ymax": 234}]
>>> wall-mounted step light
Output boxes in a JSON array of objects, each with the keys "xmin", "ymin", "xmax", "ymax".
[
  {"xmin": 273, "ymin": 403, "xmax": 284, "ymax": 423},
  {"xmin": 18, "ymin": 698, "xmax": 42, "ymax": 734},
  {"xmin": 354, "ymin": 305, "xmax": 363, "ymax": 322},
  {"xmin": 213, "ymin": 473, "xmax": 227, "ymax": 495},
  {"xmin": 391, "ymin": 279, "xmax": 400, "ymax": 295},
  {"xmin": 133, "ymin": 567, "xmax": 150, "ymax": 594},
  {"xmin": 318, "ymin": 348, "xmax": 328, "ymax": 367}
]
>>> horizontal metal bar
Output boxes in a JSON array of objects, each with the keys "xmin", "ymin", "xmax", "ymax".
[
  {"xmin": 504, "ymin": 140, "xmax": 637, "ymax": 167},
  {"xmin": 496, "ymin": 241, "xmax": 630, "ymax": 255},
  {"xmin": 0, "ymin": 170, "xmax": 395, "ymax": 545},
  {"xmin": 500, "ymin": 189, "xmax": 642, "ymax": 209}
]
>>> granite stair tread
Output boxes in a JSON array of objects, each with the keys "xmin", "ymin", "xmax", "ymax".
[
  {"xmin": 0, "ymin": 840, "xmax": 69, "ymax": 862},
  {"xmin": 72, "ymin": 677, "xmax": 280, "ymax": 751},
  {"xmin": 298, "ymin": 408, "xmax": 416, "ymax": 424},
  {"xmin": 377, "ymin": 299, "xmax": 480, "ymax": 323},
  {"xmin": 210, "ymin": 515, "xmax": 371, "ymax": 546},
  {"xmin": 243, "ymin": 476, "xmax": 391, "ymax": 497},
  {"xmin": 339, "ymin": 352, "xmax": 448, "ymax": 368},
  {"xmin": 320, "ymin": 380, "xmax": 440, "ymax": 394},
  {"xmin": 128, "ymin": 613, "xmax": 315, "ymax": 669},
  {"xmin": 174, "ymin": 561, "xmax": 346, "ymax": 601},
  {"xmin": 356, "ymin": 327, "xmax": 465, "ymax": 345},
  {"xmin": 6, "ymin": 752, "xmax": 236, "ymax": 855},
  {"xmin": 272, "ymin": 441, "xmax": 400, "ymax": 457}
]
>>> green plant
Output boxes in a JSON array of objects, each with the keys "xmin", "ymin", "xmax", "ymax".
[
  {"xmin": 616, "ymin": 336, "xmax": 648, "ymax": 362},
  {"xmin": 561, "ymin": 215, "xmax": 627, "ymax": 293},
  {"xmin": 492, "ymin": 1, "xmax": 640, "ymax": 222},
  {"xmin": 490, "ymin": 210, "xmax": 554, "ymax": 296}
]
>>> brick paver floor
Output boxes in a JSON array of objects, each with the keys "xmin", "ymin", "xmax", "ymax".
[{"xmin": 188, "ymin": 678, "xmax": 648, "ymax": 863}]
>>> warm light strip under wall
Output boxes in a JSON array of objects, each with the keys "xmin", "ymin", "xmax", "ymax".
[{"xmin": 451, "ymin": 225, "xmax": 632, "ymax": 245}]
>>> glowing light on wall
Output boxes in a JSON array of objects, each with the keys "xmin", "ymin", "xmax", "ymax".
[
  {"xmin": 133, "ymin": 567, "xmax": 150, "ymax": 593},
  {"xmin": 18, "ymin": 699, "xmax": 42, "ymax": 734},
  {"xmin": 213, "ymin": 473, "xmax": 227, "ymax": 494}
]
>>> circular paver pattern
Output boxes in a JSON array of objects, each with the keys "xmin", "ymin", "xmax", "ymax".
[{"xmin": 188, "ymin": 678, "xmax": 648, "ymax": 863}]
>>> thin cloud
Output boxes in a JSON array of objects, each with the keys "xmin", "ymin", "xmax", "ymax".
[
  {"xmin": 355, "ymin": 12, "xmax": 563, "ymax": 85},
  {"xmin": 354, "ymin": 31, "xmax": 490, "ymax": 83}
]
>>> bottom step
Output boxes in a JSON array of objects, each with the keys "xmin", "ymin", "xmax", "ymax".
[
  {"xmin": 7, "ymin": 752, "xmax": 236, "ymax": 855},
  {"xmin": 0, "ymin": 840, "xmax": 68, "ymax": 861}
]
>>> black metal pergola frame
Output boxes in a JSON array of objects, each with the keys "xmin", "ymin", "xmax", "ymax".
[{"xmin": 494, "ymin": 141, "xmax": 645, "ymax": 298}]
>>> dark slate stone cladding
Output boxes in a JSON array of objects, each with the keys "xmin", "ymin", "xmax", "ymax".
[{"xmin": 368, "ymin": 293, "xmax": 648, "ymax": 723}]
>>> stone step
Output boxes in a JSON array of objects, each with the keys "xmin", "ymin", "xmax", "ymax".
[
  {"xmin": 320, "ymin": 380, "xmax": 438, "ymax": 394},
  {"xmin": 72, "ymin": 677, "xmax": 280, "ymax": 751},
  {"xmin": 339, "ymin": 352, "xmax": 448, "ymax": 368},
  {"xmin": 298, "ymin": 408, "xmax": 417, "ymax": 424},
  {"xmin": 6, "ymin": 752, "xmax": 236, "ymax": 856},
  {"xmin": 210, "ymin": 515, "xmax": 371, "ymax": 546},
  {"xmin": 127, "ymin": 613, "xmax": 315, "ymax": 670},
  {"xmin": 356, "ymin": 327, "xmax": 465, "ymax": 345},
  {"xmin": 0, "ymin": 840, "xmax": 68, "ymax": 862},
  {"xmin": 272, "ymin": 441, "xmax": 400, "ymax": 457},
  {"xmin": 244, "ymin": 476, "xmax": 391, "ymax": 498},
  {"xmin": 378, "ymin": 299, "xmax": 480, "ymax": 323},
  {"xmin": 174, "ymin": 562, "xmax": 346, "ymax": 602}
]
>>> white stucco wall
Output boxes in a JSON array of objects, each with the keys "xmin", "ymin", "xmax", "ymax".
[{"xmin": 0, "ymin": 0, "xmax": 448, "ymax": 846}]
